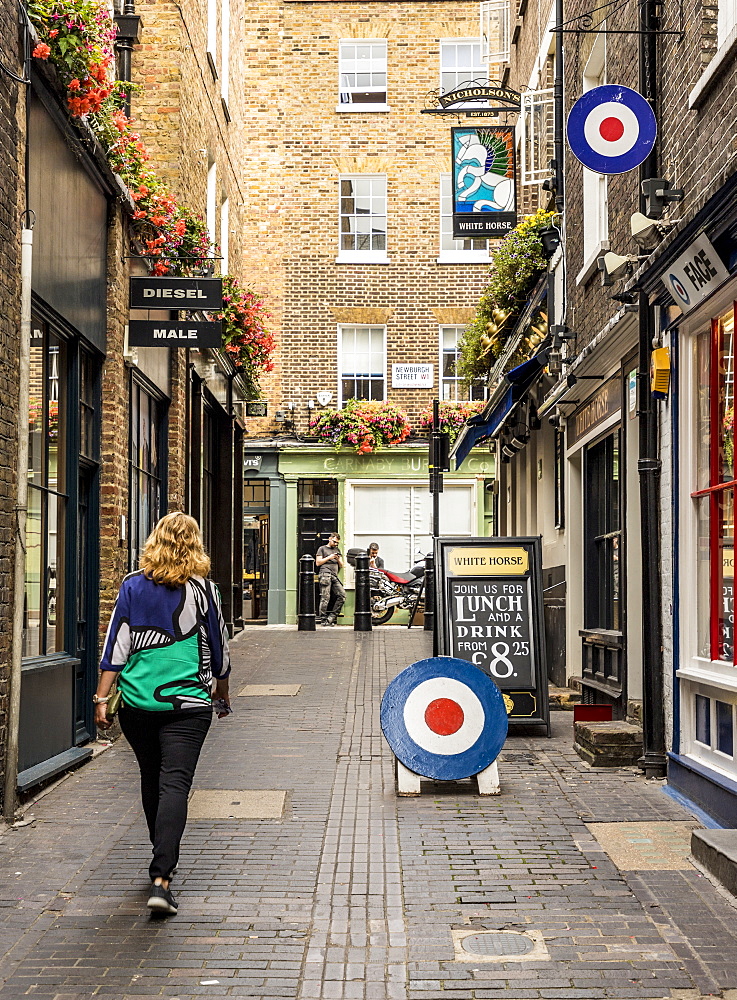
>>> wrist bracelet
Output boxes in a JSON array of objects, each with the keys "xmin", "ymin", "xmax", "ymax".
[{"xmin": 92, "ymin": 694, "xmax": 110, "ymax": 704}]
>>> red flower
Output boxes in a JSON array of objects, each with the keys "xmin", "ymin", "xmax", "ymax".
[
  {"xmin": 68, "ymin": 78, "xmax": 81, "ymax": 90},
  {"xmin": 49, "ymin": 29, "xmax": 59, "ymax": 37},
  {"xmin": 32, "ymin": 43, "xmax": 51, "ymax": 60}
]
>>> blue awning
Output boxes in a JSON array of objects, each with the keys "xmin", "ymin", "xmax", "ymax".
[{"xmin": 451, "ymin": 351, "xmax": 549, "ymax": 470}]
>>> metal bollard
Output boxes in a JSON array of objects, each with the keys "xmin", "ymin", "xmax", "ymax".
[
  {"xmin": 297, "ymin": 553, "xmax": 316, "ymax": 631},
  {"xmin": 353, "ymin": 552, "xmax": 372, "ymax": 632},
  {"xmin": 423, "ymin": 553, "xmax": 435, "ymax": 636}
]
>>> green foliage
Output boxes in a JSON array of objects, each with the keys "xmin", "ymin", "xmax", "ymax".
[
  {"xmin": 457, "ymin": 209, "xmax": 556, "ymax": 384},
  {"xmin": 309, "ymin": 400, "xmax": 411, "ymax": 454}
]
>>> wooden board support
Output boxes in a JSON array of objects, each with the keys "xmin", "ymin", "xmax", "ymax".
[{"xmin": 394, "ymin": 757, "xmax": 501, "ymax": 796}]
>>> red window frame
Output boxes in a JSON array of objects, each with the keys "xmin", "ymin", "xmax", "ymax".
[{"xmin": 691, "ymin": 304, "xmax": 737, "ymax": 663}]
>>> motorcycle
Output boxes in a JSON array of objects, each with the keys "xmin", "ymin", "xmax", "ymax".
[{"xmin": 347, "ymin": 548, "xmax": 427, "ymax": 625}]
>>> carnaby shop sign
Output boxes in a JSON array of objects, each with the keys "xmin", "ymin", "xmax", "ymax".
[
  {"xmin": 661, "ymin": 232, "xmax": 729, "ymax": 314},
  {"xmin": 130, "ymin": 276, "xmax": 222, "ymax": 309}
]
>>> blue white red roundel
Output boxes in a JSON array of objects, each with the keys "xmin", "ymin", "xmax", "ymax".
[
  {"xmin": 380, "ymin": 656, "xmax": 508, "ymax": 781},
  {"xmin": 566, "ymin": 85, "xmax": 657, "ymax": 174}
]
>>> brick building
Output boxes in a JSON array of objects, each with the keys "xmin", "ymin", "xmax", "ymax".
[
  {"xmin": 465, "ymin": 0, "xmax": 737, "ymax": 819},
  {"xmin": 1, "ymin": 0, "xmax": 255, "ymax": 812},
  {"xmin": 238, "ymin": 0, "xmax": 502, "ymax": 623}
]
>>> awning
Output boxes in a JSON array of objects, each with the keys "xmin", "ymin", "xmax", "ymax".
[{"xmin": 451, "ymin": 351, "xmax": 549, "ymax": 470}]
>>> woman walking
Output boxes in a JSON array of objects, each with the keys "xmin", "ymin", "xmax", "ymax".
[{"xmin": 94, "ymin": 512, "xmax": 231, "ymax": 916}]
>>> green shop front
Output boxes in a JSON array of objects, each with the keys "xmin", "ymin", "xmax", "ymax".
[{"xmin": 243, "ymin": 442, "xmax": 495, "ymax": 625}]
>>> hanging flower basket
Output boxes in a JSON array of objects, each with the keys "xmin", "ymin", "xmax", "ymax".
[
  {"xmin": 417, "ymin": 400, "xmax": 486, "ymax": 444},
  {"xmin": 309, "ymin": 400, "xmax": 411, "ymax": 454},
  {"xmin": 218, "ymin": 276, "xmax": 274, "ymax": 397}
]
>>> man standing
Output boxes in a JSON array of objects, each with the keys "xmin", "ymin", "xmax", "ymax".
[{"xmin": 316, "ymin": 532, "xmax": 344, "ymax": 626}]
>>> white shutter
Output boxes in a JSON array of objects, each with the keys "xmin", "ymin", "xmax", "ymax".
[
  {"xmin": 480, "ymin": 0, "xmax": 511, "ymax": 65},
  {"xmin": 520, "ymin": 88, "xmax": 555, "ymax": 186}
]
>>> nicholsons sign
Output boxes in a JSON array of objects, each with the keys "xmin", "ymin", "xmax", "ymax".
[
  {"xmin": 436, "ymin": 536, "xmax": 550, "ymax": 732},
  {"xmin": 130, "ymin": 276, "xmax": 222, "ymax": 309}
]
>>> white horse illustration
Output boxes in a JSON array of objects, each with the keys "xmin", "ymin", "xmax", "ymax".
[{"xmin": 455, "ymin": 134, "xmax": 514, "ymax": 212}]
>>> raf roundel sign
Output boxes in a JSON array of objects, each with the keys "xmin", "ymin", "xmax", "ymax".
[
  {"xmin": 566, "ymin": 85, "xmax": 656, "ymax": 175},
  {"xmin": 380, "ymin": 656, "xmax": 508, "ymax": 780}
]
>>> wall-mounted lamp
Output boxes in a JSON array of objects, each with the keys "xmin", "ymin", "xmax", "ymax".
[{"xmin": 630, "ymin": 211, "xmax": 680, "ymax": 250}]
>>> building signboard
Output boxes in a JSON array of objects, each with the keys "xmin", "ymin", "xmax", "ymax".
[
  {"xmin": 128, "ymin": 320, "xmax": 222, "ymax": 347},
  {"xmin": 451, "ymin": 126, "xmax": 517, "ymax": 239},
  {"xmin": 661, "ymin": 232, "xmax": 730, "ymax": 314},
  {"xmin": 129, "ymin": 276, "xmax": 223, "ymax": 310},
  {"xmin": 245, "ymin": 400, "xmax": 268, "ymax": 417},
  {"xmin": 566, "ymin": 376, "xmax": 620, "ymax": 449},
  {"xmin": 391, "ymin": 363, "xmax": 434, "ymax": 388},
  {"xmin": 436, "ymin": 535, "xmax": 550, "ymax": 732}
]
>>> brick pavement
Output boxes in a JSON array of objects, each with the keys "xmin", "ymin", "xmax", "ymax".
[{"xmin": 0, "ymin": 628, "xmax": 736, "ymax": 1000}]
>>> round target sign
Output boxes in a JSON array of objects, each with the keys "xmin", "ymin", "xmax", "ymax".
[
  {"xmin": 566, "ymin": 85, "xmax": 657, "ymax": 174},
  {"xmin": 380, "ymin": 656, "xmax": 508, "ymax": 780}
]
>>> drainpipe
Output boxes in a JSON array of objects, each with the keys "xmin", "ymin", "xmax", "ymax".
[
  {"xmin": 4, "ymin": 226, "xmax": 33, "ymax": 822},
  {"xmin": 637, "ymin": 0, "xmax": 667, "ymax": 778},
  {"xmin": 114, "ymin": 1, "xmax": 142, "ymax": 117},
  {"xmin": 553, "ymin": 0, "xmax": 564, "ymax": 214}
]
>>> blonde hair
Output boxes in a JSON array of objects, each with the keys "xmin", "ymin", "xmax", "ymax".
[{"xmin": 140, "ymin": 512, "xmax": 211, "ymax": 587}]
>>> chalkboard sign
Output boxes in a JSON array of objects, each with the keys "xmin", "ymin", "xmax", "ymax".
[{"xmin": 435, "ymin": 536, "xmax": 550, "ymax": 733}]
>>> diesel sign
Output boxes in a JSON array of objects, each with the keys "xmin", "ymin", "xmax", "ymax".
[{"xmin": 129, "ymin": 276, "xmax": 222, "ymax": 310}]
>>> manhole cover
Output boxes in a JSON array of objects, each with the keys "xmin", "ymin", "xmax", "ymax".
[
  {"xmin": 461, "ymin": 932, "xmax": 535, "ymax": 957},
  {"xmin": 500, "ymin": 753, "xmax": 535, "ymax": 763}
]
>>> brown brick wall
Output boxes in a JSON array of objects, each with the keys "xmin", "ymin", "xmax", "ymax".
[
  {"xmin": 0, "ymin": 11, "xmax": 24, "ymax": 799},
  {"xmin": 238, "ymin": 0, "xmax": 501, "ymax": 437}
]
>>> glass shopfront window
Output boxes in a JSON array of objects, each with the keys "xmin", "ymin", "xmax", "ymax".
[
  {"xmin": 691, "ymin": 305, "xmax": 737, "ymax": 664},
  {"xmin": 129, "ymin": 379, "xmax": 166, "ymax": 569},
  {"xmin": 25, "ymin": 320, "xmax": 67, "ymax": 658},
  {"xmin": 584, "ymin": 431, "xmax": 622, "ymax": 631}
]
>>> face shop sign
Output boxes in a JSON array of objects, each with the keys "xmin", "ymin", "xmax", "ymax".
[{"xmin": 662, "ymin": 233, "xmax": 729, "ymax": 313}]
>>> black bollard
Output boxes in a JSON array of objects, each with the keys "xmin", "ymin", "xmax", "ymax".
[
  {"xmin": 353, "ymin": 552, "xmax": 372, "ymax": 632},
  {"xmin": 297, "ymin": 553, "xmax": 316, "ymax": 631},
  {"xmin": 423, "ymin": 553, "xmax": 435, "ymax": 638}
]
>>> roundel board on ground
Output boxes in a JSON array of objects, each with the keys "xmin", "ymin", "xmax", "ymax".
[
  {"xmin": 380, "ymin": 656, "xmax": 508, "ymax": 780},
  {"xmin": 566, "ymin": 85, "xmax": 656, "ymax": 174}
]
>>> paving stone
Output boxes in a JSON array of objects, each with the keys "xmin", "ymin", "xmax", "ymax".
[{"xmin": 0, "ymin": 630, "xmax": 736, "ymax": 1000}]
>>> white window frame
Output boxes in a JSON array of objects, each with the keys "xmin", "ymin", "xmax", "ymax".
[
  {"xmin": 337, "ymin": 40, "xmax": 389, "ymax": 112},
  {"xmin": 337, "ymin": 174, "xmax": 389, "ymax": 263},
  {"xmin": 337, "ymin": 325, "xmax": 387, "ymax": 406},
  {"xmin": 220, "ymin": 0, "xmax": 230, "ymax": 110},
  {"xmin": 438, "ymin": 175, "xmax": 490, "ymax": 263},
  {"xmin": 220, "ymin": 196, "xmax": 229, "ymax": 275},
  {"xmin": 206, "ymin": 0, "xmax": 218, "ymax": 77},
  {"xmin": 439, "ymin": 325, "xmax": 489, "ymax": 401},
  {"xmin": 520, "ymin": 88, "xmax": 554, "ymax": 186},
  {"xmin": 718, "ymin": 0, "xmax": 737, "ymax": 46},
  {"xmin": 577, "ymin": 35, "xmax": 609, "ymax": 284},
  {"xmin": 206, "ymin": 159, "xmax": 217, "ymax": 251},
  {"xmin": 439, "ymin": 38, "xmax": 488, "ymax": 98},
  {"xmin": 480, "ymin": 0, "xmax": 510, "ymax": 65}
]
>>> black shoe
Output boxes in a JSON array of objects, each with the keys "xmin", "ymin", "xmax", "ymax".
[
  {"xmin": 147, "ymin": 884, "xmax": 178, "ymax": 915},
  {"xmin": 327, "ymin": 616, "xmax": 336, "ymax": 626}
]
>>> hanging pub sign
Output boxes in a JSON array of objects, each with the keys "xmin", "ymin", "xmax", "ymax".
[
  {"xmin": 435, "ymin": 535, "xmax": 550, "ymax": 733},
  {"xmin": 129, "ymin": 276, "xmax": 223, "ymax": 309},
  {"xmin": 128, "ymin": 320, "xmax": 222, "ymax": 347},
  {"xmin": 451, "ymin": 126, "xmax": 516, "ymax": 239}
]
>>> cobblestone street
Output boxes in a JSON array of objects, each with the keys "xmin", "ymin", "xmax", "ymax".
[{"xmin": 1, "ymin": 628, "xmax": 736, "ymax": 1000}]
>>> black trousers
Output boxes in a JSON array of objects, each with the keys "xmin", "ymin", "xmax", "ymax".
[{"xmin": 119, "ymin": 705, "xmax": 212, "ymax": 880}]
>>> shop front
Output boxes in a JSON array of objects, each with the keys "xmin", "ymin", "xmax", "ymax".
[
  {"xmin": 666, "ymin": 277, "xmax": 737, "ymax": 825},
  {"xmin": 275, "ymin": 444, "xmax": 495, "ymax": 624},
  {"xmin": 19, "ymin": 87, "xmax": 113, "ymax": 788}
]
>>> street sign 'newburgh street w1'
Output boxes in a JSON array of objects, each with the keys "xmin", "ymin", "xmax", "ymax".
[
  {"xmin": 128, "ymin": 320, "xmax": 222, "ymax": 347},
  {"xmin": 129, "ymin": 276, "xmax": 222, "ymax": 309}
]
